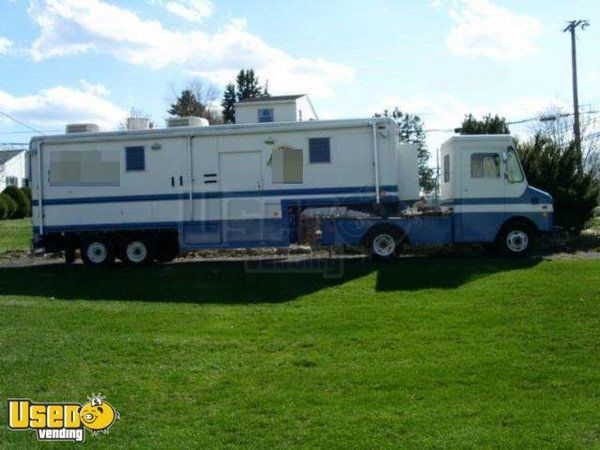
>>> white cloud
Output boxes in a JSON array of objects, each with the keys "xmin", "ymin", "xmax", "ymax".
[
  {"xmin": 79, "ymin": 79, "xmax": 110, "ymax": 97},
  {"xmin": 28, "ymin": 0, "xmax": 354, "ymax": 98},
  {"xmin": 152, "ymin": 0, "xmax": 214, "ymax": 23},
  {"xmin": 0, "ymin": 36, "xmax": 13, "ymax": 55},
  {"xmin": 0, "ymin": 85, "xmax": 127, "ymax": 129},
  {"xmin": 432, "ymin": 0, "xmax": 543, "ymax": 61}
]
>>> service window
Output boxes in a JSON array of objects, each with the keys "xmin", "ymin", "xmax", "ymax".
[
  {"xmin": 309, "ymin": 138, "xmax": 331, "ymax": 163},
  {"xmin": 471, "ymin": 153, "xmax": 500, "ymax": 179},
  {"xmin": 125, "ymin": 146, "xmax": 145, "ymax": 171},
  {"xmin": 443, "ymin": 154, "xmax": 450, "ymax": 183},
  {"xmin": 49, "ymin": 150, "xmax": 120, "ymax": 186},
  {"xmin": 272, "ymin": 147, "xmax": 303, "ymax": 184},
  {"xmin": 506, "ymin": 148, "xmax": 525, "ymax": 183}
]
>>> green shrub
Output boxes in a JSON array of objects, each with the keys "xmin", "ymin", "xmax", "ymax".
[
  {"xmin": 0, "ymin": 193, "xmax": 17, "ymax": 219},
  {"xmin": 20, "ymin": 187, "xmax": 32, "ymax": 217},
  {"xmin": 2, "ymin": 186, "xmax": 31, "ymax": 219},
  {"xmin": 0, "ymin": 195, "xmax": 8, "ymax": 220},
  {"xmin": 517, "ymin": 134, "xmax": 600, "ymax": 232}
]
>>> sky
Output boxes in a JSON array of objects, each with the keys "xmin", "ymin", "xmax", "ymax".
[{"xmin": 0, "ymin": 0, "xmax": 599, "ymax": 151}]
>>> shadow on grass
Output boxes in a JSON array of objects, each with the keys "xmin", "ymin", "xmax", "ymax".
[{"xmin": 0, "ymin": 257, "xmax": 542, "ymax": 304}]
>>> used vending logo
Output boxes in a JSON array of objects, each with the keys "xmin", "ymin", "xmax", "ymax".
[{"xmin": 7, "ymin": 394, "xmax": 119, "ymax": 443}]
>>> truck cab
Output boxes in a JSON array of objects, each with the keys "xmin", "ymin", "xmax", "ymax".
[{"xmin": 440, "ymin": 135, "xmax": 553, "ymax": 251}]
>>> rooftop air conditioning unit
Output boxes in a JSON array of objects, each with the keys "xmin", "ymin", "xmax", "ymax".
[
  {"xmin": 126, "ymin": 117, "xmax": 152, "ymax": 131},
  {"xmin": 166, "ymin": 117, "xmax": 209, "ymax": 128},
  {"xmin": 65, "ymin": 123, "xmax": 100, "ymax": 134}
]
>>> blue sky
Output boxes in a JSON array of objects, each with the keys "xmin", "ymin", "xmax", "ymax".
[{"xmin": 0, "ymin": 0, "xmax": 599, "ymax": 150}]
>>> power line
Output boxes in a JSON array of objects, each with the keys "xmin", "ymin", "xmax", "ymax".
[{"xmin": 0, "ymin": 111, "xmax": 45, "ymax": 135}]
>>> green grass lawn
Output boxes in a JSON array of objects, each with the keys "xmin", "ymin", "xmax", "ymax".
[
  {"xmin": 0, "ymin": 258, "xmax": 599, "ymax": 448},
  {"xmin": 0, "ymin": 218, "xmax": 32, "ymax": 253}
]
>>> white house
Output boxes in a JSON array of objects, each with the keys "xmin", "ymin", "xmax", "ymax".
[
  {"xmin": 235, "ymin": 95, "xmax": 318, "ymax": 124},
  {"xmin": 0, "ymin": 149, "xmax": 29, "ymax": 191}
]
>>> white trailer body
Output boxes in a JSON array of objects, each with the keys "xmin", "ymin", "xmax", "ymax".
[{"xmin": 30, "ymin": 118, "xmax": 418, "ymax": 257}]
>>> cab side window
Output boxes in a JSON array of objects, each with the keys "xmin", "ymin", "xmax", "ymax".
[{"xmin": 471, "ymin": 153, "xmax": 500, "ymax": 179}]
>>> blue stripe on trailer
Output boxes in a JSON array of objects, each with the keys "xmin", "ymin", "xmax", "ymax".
[{"xmin": 32, "ymin": 185, "xmax": 399, "ymax": 206}]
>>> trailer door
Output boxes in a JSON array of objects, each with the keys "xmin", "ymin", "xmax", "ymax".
[{"xmin": 219, "ymin": 151, "xmax": 264, "ymax": 245}]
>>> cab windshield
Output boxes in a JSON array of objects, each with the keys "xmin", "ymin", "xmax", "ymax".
[{"xmin": 506, "ymin": 147, "xmax": 525, "ymax": 183}]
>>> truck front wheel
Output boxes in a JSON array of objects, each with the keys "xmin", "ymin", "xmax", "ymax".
[{"xmin": 497, "ymin": 224, "xmax": 533, "ymax": 257}]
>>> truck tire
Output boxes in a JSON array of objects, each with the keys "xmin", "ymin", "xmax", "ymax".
[
  {"xmin": 81, "ymin": 236, "xmax": 115, "ymax": 267},
  {"xmin": 365, "ymin": 226, "xmax": 404, "ymax": 261},
  {"xmin": 122, "ymin": 237, "xmax": 154, "ymax": 266},
  {"xmin": 496, "ymin": 223, "xmax": 533, "ymax": 258}
]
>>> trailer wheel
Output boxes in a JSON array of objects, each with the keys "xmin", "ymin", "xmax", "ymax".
[
  {"xmin": 122, "ymin": 237, "xmax": 154, "ymax": 266},
  {"xmin": 81, "ymin": 236, "xmax": 115, "ymax": 268},
  {"xmin": 496, "ymin": 223, "xmax": 533, "ymax": 258},
  {"xmin": 365, "ymin": 226, "xmax": 404, "ymax": 261}
]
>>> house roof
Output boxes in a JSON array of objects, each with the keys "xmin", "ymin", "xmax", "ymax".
[
  {"xmin": 237, "ymin": 94, "xmax": 306, "ymax": 104},
  {"xmin": 0, "ymin": 150, "xmax": 24, "ymax": 166}
]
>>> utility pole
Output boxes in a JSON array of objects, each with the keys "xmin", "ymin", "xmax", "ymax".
[{"xmin": 563, "ymin": 19, "xmax": 589, "ymax": 152}]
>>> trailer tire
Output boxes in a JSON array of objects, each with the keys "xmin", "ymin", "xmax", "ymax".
[
  {"xmin": 122, "ymin": 237, "xmax": 155, "ymax": 266},
  {"xmin": 81, "ymin": 236, "xmax": 115, "ymax": 268},
  {"xmin": 364, "ymin": 225, "xmax": 404, "ymax": 261},
  {"xmin": 496, "ymin": 223, "xmax": 533, "ymax": 258}
]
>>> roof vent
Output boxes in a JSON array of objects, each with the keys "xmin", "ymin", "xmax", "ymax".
[
  {"xmin": 167, "ymin": 117, "xmax": 209, "ymax": 128},
  {"xmin": 65, "ymin": 123, "xmax": 100, "ymax": 134}
]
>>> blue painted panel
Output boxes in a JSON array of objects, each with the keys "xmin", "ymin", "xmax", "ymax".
[
  {"xmin": 33, "ymin": 185, "xmax": 399, "ymax": 207},
  {"xmin": 181, "ymin": 219, "xmax": 286, "ymax": 250}
]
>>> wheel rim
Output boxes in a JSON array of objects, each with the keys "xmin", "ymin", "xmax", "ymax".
[
  {"xmin": 87, "ymin": 242, "xmax": 108, "ymax": 264},
  {"xmin": 506, "ymin": 230, "xmax": 529, "ymax": 253},
  {"xmin": 373, "ymin": 233, "xmax": 396, "ymax": 257},
  {"xmin": 126, "ymin": 241, "xmax": 148, "ymax": 263}
]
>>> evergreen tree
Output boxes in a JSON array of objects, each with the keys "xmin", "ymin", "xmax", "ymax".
[
  {"xmin": 220, "ymin": 69, "xmax": 270, "ymax": 124},
  {"xmin": 221, "ymin": 83, "xmax": 237, "ymax": 124},
  {"xmin": 168, "ymin": 90, "xmax": 205, "ymax": 118},
  {"xmin": 517, "ymin": 133, "xmax": 599, "ymax": 232},
  {"xmin": 460, "ymin": 114, "xmax": 510, "ymax": 135}
]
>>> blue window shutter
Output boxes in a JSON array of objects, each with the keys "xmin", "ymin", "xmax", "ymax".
[
  {"xmin": 309, "ymin": 138, "xmax": 331, "ymax": 163},
  {"xmin": 126, "ymin": 146, "xmax": 145, "ymax": 171}
]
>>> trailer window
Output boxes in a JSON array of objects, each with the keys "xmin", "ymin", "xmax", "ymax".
[
  {"xmin": 443, "ymin": 155, "xmax": 450, "ymax": 183},
  {"xmin": 258, "ymin": 108, "xmax": 274, "ymax": 123},
  {"xmin": 126, "ymin": 146, "xmax": 145, "ymax": 171},
  {"xmin": 49, "ymin": 150, "xmax": 120, "ymax": 186},
  {"xmin": 471, "ymin": 153, "xmax": 500, "ymax": 179},
  {"xmin": 309, "ymin": 138, "xmax": 331, "ymax": 163},
  {"xmin": 272, "ymin": 147, "xmax": 303, "ymax": 184}
]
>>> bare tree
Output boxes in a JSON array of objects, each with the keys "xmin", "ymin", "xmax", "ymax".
[{"xmin": 531, "ymin": 106, "xmax": 600, "ymax": 181}]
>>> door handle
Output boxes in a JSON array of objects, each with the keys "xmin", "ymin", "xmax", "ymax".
[
  {"xmin": 179, "ymin": 176, "xmax": 183, "ymax": 187},
  {"xmin": 171, "ymin": 176, "xmax": 175, "ymax": 187}
]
